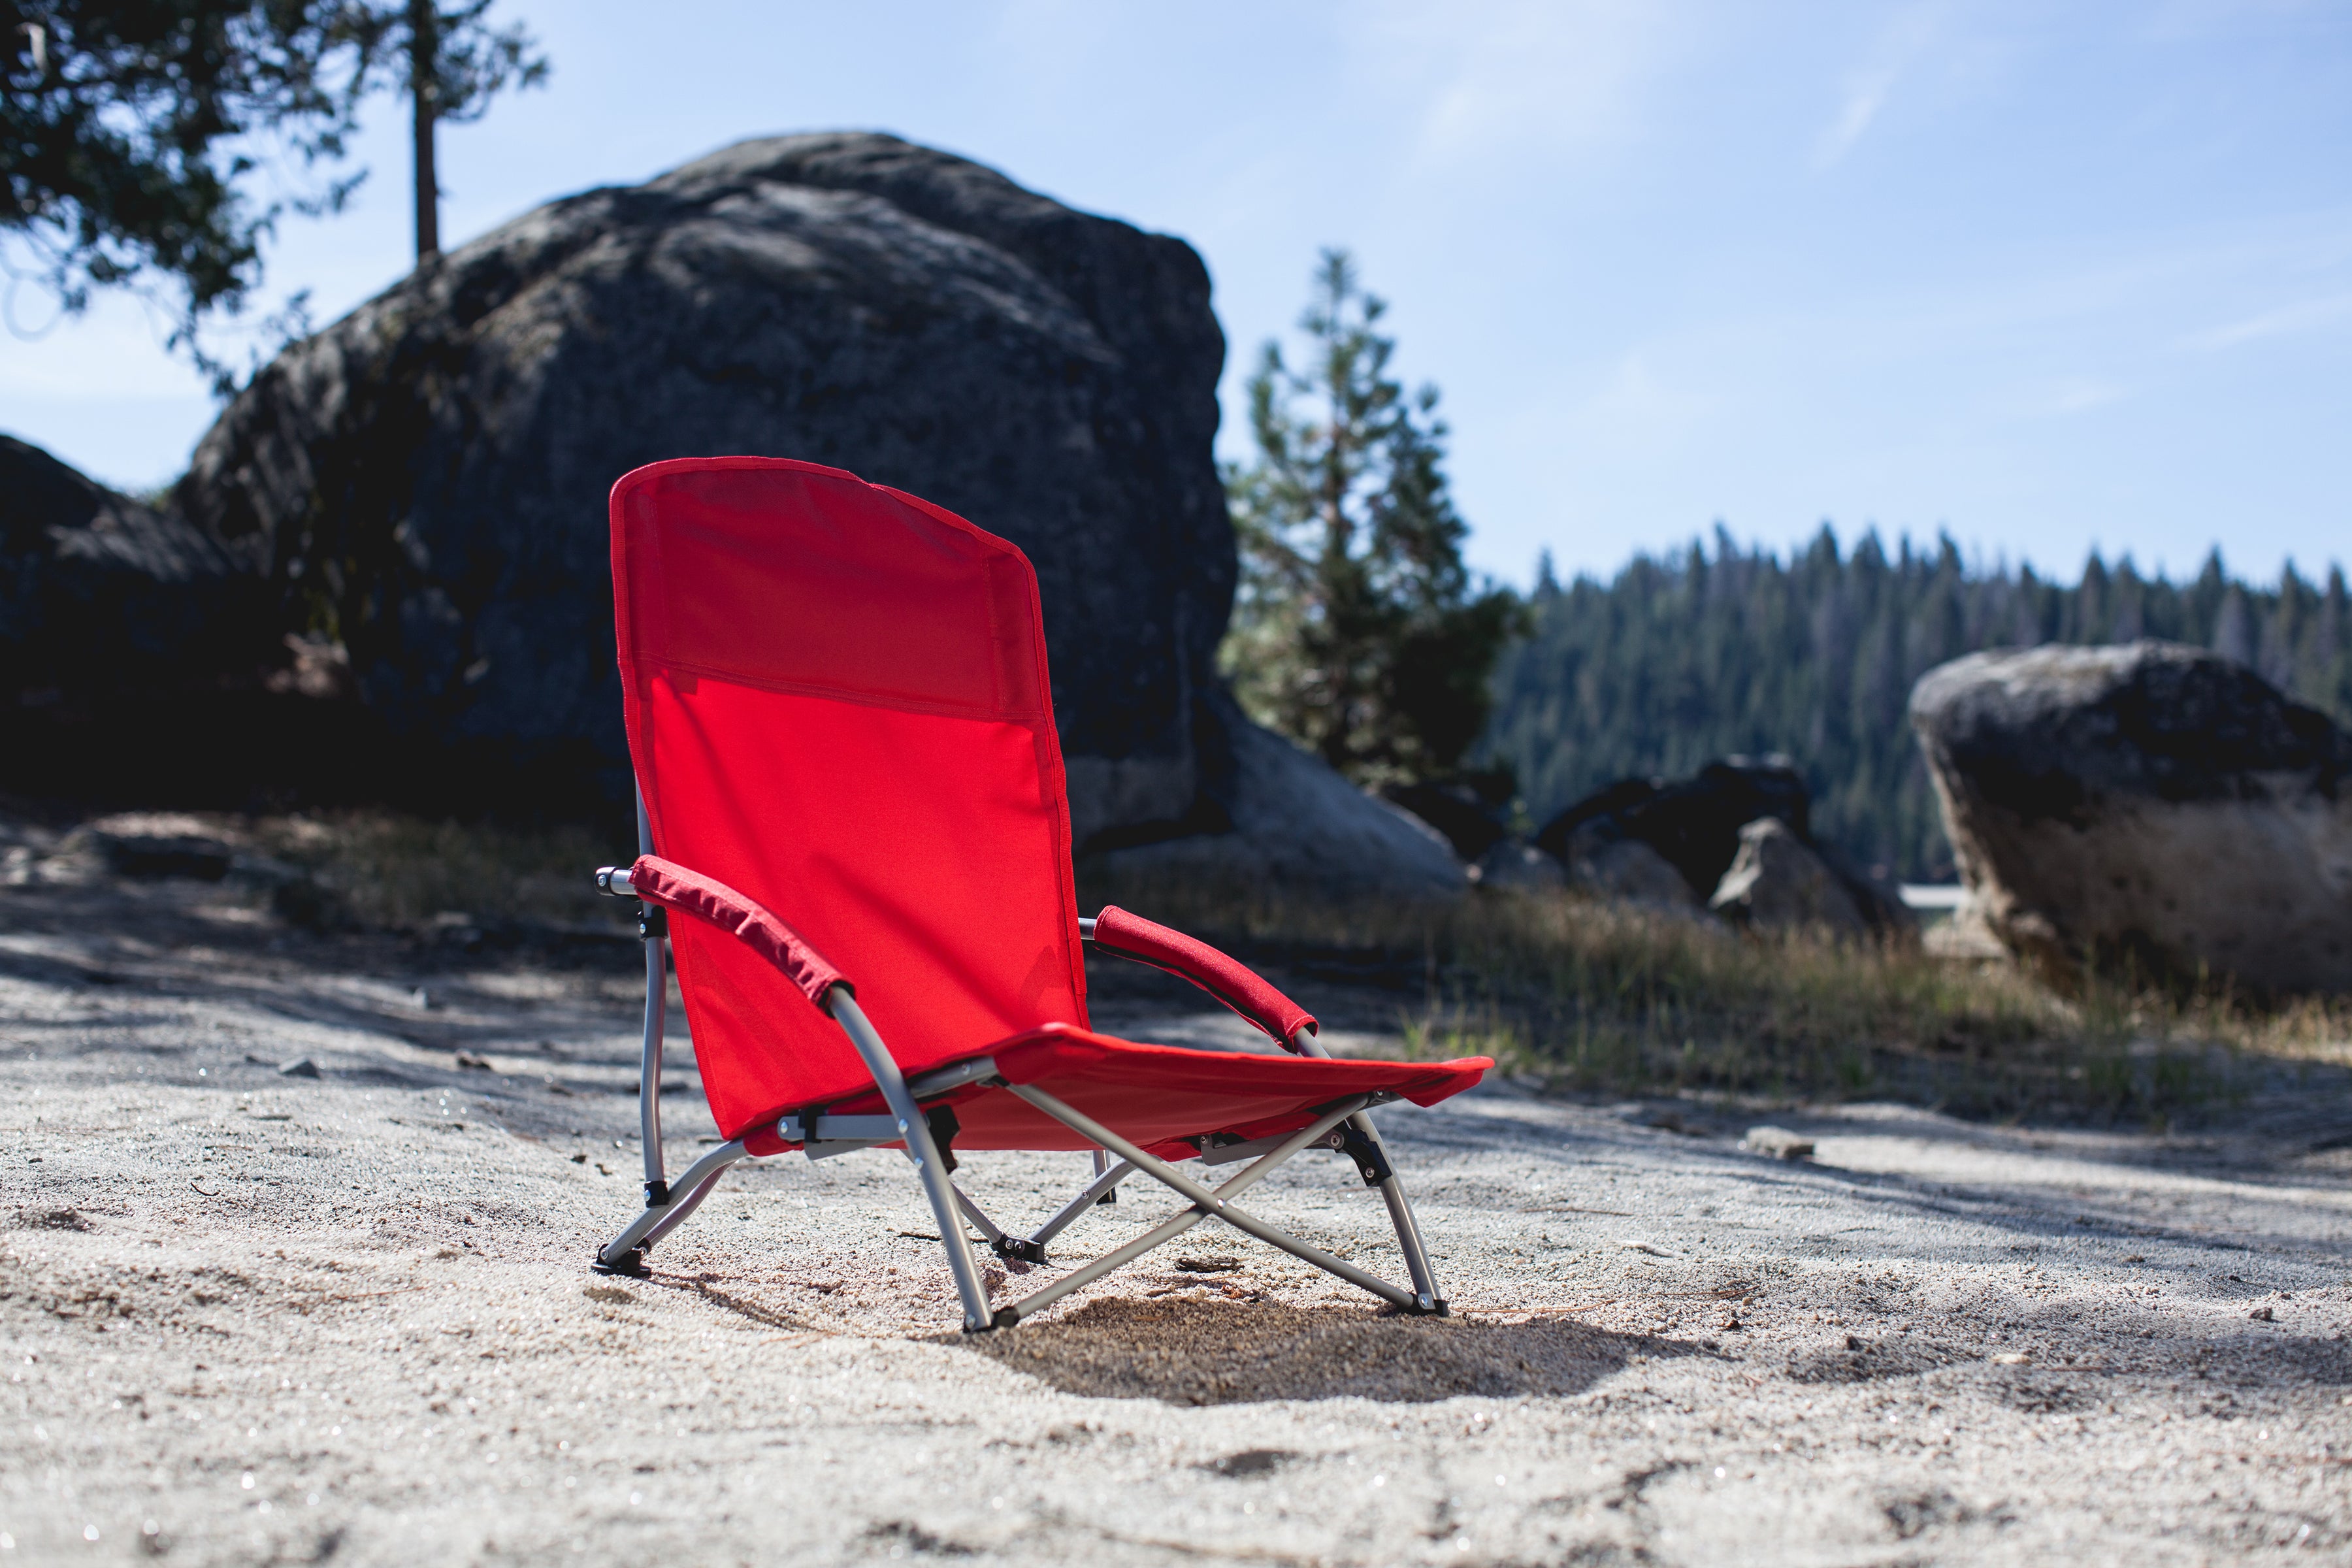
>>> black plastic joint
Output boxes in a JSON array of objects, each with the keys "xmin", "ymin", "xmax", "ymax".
[
  {"xmin": 990, "ymin": 1235, "xmax": 1049, "ymax": 1266},
  {"xmin": 1337, "ymin": 1124, "xmax": 1394, "ymax": 1187},
  {"xmin": 925, "ymin": 1105, "xmax": 961, "ymax": 1175},
  {"xmin": 987, "ymin": 1307, "xmax": 1021, "ymax": 1331},
  {"xmin": 1095, "ymin": 1187, "xmax": 1117, "ymax": 1206},
  {"xmin": 592, "ymin": 1247, "xmax": 647, "ymax": 1277},
  {"xmin": 638, "ymin": 904, "xmax": 668, "ymax": 940},
  {"xmin": 644, "ymin": 1178, "xmax": 671, "ymax": 1208}
]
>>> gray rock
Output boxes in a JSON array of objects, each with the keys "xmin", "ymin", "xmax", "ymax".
[
  {"xmin": 1708, "ymin": 817, "xmax": 1869, "ymax": 934},
  {"xmin": 1087, "ymin": 695, "xmax": 1465, "ymax": 898},
  {"xmin": 1910, "ymin": 640, "xmax": 2352, "ymax": 992},
  {"xmin": 175, "ymin": 132, "xmax": 1232, "ymax": 840},
  {"xmin": 1471, "ymin": 840, "xmax": 1567, "ymax": 892},
  {"xmin": 1742, "ymin": 1126, "xmax": 1815, "ymax": 1160},
  {"xmin": 1560, "ymin": 825, "xmax": 1703, "ymax": 911},
  {"xmin": 1, "ymin": 434, "xmax": 272, "ymax": 708},
  {"xmin": 1534, "ymin": 758, "xmax": 1810, "ymax": 898}
]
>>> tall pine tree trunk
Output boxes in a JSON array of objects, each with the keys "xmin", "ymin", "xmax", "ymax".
[{"xmin": 409, "ymin": 0, "xmax": 439, "ymax": 261}]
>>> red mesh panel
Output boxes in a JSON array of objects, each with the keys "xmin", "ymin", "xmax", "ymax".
[{"xmin": 611, "ymin": 459, "xmax": 1085, "ymax": 1139}]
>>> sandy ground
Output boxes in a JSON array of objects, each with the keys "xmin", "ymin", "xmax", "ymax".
[{"xmin": 5, "ymin": 819, "xmax": 2351, "ymax": 1566}]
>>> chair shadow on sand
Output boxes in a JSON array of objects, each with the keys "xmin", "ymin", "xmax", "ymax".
[{"xmin": 950, "ymin": 1294, "xmax": 1695, "ymax": 1405}]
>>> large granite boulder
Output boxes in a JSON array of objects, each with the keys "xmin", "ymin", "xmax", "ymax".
[
  {"xmin": 1086, "ymin": 693, "xmax": 1465, "ymax": 898},
  {"xmin": 175, "ymin": 132, "xmax": 1233, "ymax": 839},
  {"xmin": 1, "ymin": 434, "xmax": 270, "ymax": 705},
  {"xmin": 0, "ymin": 435, "xmax": 307, "ymax": 802},
  {"xmin": 1910, "ymin": 640, "xmax": 2352, "ymax": 992}
]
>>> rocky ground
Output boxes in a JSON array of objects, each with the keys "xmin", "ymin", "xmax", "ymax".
[{"xmin": 4, "ymin": 814, "xmax": 2350, "ymax": 1566}]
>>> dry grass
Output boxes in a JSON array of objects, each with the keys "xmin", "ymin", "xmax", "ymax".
[
  {"xmin": 246, "ymin": 809, "xmax": 629, "ymax": 934},
  {"xmin": 1079, "ymin": 869, "xmax": 2352, "ymax": 1125},
  {"xmin": 176, "ymin": 808, "xmax": 2352, "ymax": 1123}
]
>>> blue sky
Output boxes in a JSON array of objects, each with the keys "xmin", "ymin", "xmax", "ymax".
[{"xmin": 3, "ymin": 1, "xmax": 2347, "ymax": 587}]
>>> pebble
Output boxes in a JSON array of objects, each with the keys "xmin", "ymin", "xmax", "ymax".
[{"xmin": 1743, "ymin": 1126, "xmax": 1815, "ymax": 1160}]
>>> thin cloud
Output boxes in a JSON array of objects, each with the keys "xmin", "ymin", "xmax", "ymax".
[
  {"xmin": 1358, "ymin": 0, "xmax": 1672, "ymax": 174},
  {"xmin": 1817, "ymin": 6, "xmax": 1940, "ymax": 169},
  {"xmin": 2177, "ymin": 292, "xmax": 2352, "ymax": 351}
]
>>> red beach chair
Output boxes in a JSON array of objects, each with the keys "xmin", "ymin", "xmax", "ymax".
[{"xmin": 591, "ymin": 457, "xmax": 1488, "ymax": 1331}]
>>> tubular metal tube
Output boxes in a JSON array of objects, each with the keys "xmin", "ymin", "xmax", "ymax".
[
  {"xmin": 1005, "ymin": 1085, "xmax": 1418, "ymax": 1309},
  {"xmin": 636, "ymin": 787, "xmax": 667, "ymax": 1194},
  {"xmin": 953, "ymin": 1184, "xmax": 1008, "ymax": 1244},
  {"xmin": 828, "ymin": 991, "xmax": 994, "ymax": 1331},
  {"xmin": 639, "ymin": 1168, "xmax": 726, "ymax": 1251},
  {"xmin": 1350, "ymin": 1111, "xmax": 1441, "ymax": 1309},
  {"xmin": 1027, "ymin": 1158, "xmax": 1135, "ymax": 1247},
  {"xmin": 996, "ymin": 1096, "xmax": 1372, "ymax": 1324},
  {"xmin": 1288, "ymin": 1021, "xmax": 1443, "ymax": 1307},
  {"xmin": 597, "ymin": 1138, "xmax": 749, "ymax": 1266}
]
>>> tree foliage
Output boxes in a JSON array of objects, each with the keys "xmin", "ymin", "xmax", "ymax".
[
  {"xmin": 1481, "ymin": 529, "xmax": 2352, "ymax": 881},
  {"xmin": 1220, "ymin": 249, "xmax": 1522, "ymax": 785},
  {"xmin": 3, "ymin": 1, "xmax": 543, "ymax": 387}
]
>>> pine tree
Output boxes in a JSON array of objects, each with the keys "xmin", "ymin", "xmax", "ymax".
[
  {"xmin": 3, "ymin": 1, "xmax": 544, "ymax": 387},
  {"xmin": 1221, "ymin": 250, "xmax": 1522, "ymax": 784}
]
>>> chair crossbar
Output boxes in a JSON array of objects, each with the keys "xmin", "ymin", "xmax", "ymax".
[
  {"xmin": 989, "ymin": 1093, "xmax": 1376, "ymax": 1326},
  {"xmin": 1027, "ymin": 1157, "xmax": 1135, "ymax": 1247}
]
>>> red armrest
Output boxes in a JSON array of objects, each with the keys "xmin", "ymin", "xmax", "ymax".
[
  {"xmin": 1089, "ymin": 906, "xmax": 1316, "ymax": 1049},
  {"xmin": 629, "ymin": 854, "xmax": 849, "ymax": 1010}
]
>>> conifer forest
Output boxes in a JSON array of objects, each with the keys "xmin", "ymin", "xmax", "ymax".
[{"xmin": 1479, "ymin": 531, "xmax": 2352, "ymax": 882}]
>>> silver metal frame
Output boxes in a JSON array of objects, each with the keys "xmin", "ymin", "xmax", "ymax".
[{"xmin": 591, "ymin": 838, "xmax": 1449, "ymax": 1332}]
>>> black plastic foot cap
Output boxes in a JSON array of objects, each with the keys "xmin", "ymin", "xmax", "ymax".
[{"xmin": 592, "ymin": 1247, "xmax": 648, "ymax": 1277}]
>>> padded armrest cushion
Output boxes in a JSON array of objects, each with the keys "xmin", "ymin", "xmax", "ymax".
[
  {"xmin": 1090, "ymin": 906, "xmax": 1316, "ymax": 1049},
  {"xmin": 629, "ymin": 854, "xmax": 849, "ymax": 1009}
]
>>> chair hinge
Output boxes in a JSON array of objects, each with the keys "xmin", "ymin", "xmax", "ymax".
[
  {"xmin": 925, "ymin": 1104, "xmax": 960, "ymax": 1176},
  {"xmin": 644, "ymin": 1178, "xmax": 671, "ymax": 1208},
  {"xmin": 638, "ymin": 904, "xmax": 668, "ymax": 940},
  {"xmin": 1337, "ymin": 1124, "xmax": 1394, "ymax": 1187},
  {"xmin": 990, "ymin": 1235, "xmax": 1048, "ymax": 1266}
]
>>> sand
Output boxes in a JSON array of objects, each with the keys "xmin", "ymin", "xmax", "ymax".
[{"xmin": 4, "ymin": 819, "xmax": 2349, "ymax": 1565}]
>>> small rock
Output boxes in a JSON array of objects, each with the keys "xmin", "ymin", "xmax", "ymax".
[
  {"xmin": 277, "ymin": 1057, "xmax": 321, "ymax": 1079},
  {"xmin": 1991, "ymin": 1351, "xmax": 2031, "ymax": 1365},
  {"xmin": 1744, "ymin": 1126, "xmax": 1814, "ymax": 1160},
  {"xmin": 2249, "ymin": 1306, "xmax": 2275, "ymax": 1322},
  {"xmin": 97, "ymin": 832, "xmax": 233, "ymax": 881},
  {"xmin": 1616, "ymin": 1239, "xmax": 1673, "ymax": 1257},
  {"xmin": 454, "ymin": 1052, "xmax": 492, "ymax": 1071},
  {"xmin": 1175, "ymin": 1256, "xmax": 1242, "ymax": 1273},
  {"xmin": 1709, "ymin": 817, "xmax": 1868, "ymax": 934}
]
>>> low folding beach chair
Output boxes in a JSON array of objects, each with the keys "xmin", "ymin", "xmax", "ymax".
[{"xmin": 589, "ymin": 457, "xmax": 1490, "ymax": 1331}]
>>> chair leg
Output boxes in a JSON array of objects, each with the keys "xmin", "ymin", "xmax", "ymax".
[
  {"xmin": 1349, "ymin": 1111, "xmax": 1445, "ymax": 1313},
  {"xmin": 596, "ymin": 1139, "xmax": 750, "ymax": 1271},
  {"xmin": 828, "ymin": 993, "xmax": 994, "ymax": 1331}
]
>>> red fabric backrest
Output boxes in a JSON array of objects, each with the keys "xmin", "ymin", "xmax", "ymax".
[{"xmin": 610, "ymin": 457, "xmax": 1088, "ymax": 1138}]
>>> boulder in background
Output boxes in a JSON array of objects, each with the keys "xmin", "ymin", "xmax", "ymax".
[
  {"xmin": 174, "ymin": 131, "xmax": 1233, "ymax": 838},
  {"xmin": 1910, "ymin": 639, "xmax": 2352, "ymax": 992}
]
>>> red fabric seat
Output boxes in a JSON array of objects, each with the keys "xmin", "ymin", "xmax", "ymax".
[{"xmin": 608, "ymin": 457, "xmax": 1488, "ymax": 1162}]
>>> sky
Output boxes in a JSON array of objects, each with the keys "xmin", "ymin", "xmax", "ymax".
[{"xmin": 4, "ymin": 0, "xmax": 2348, "ymax": 588}]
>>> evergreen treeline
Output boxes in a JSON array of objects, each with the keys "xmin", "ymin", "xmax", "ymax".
[{"xmin": 1479, "ymin": 528, "xmax": 2352, "ymax": 881}]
